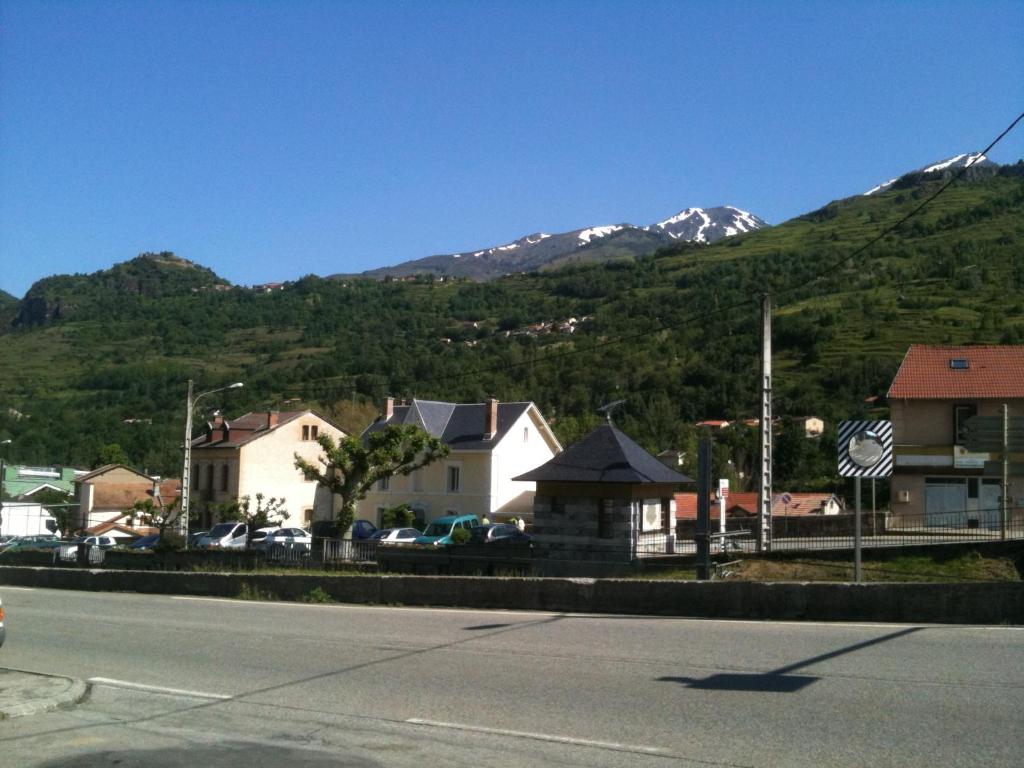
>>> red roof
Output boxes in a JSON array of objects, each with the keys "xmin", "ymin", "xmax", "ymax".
[
  {"xmin": 675, "ymin": 491, "xmax": 837, "ymax": 519},
  {"xmin": 771, "ymin": 493, "xmax": 841, "ymax": 516},
  {"xmin": 675, "ymin": 491, "xmax": 759, "ymax": 520},
  {"xmin": 888, "ymin": 345, "xmax": 1024, "ymax": 399}
]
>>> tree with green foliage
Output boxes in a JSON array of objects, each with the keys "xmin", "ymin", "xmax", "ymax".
[
  {"xmin": 130, "ymin": 495, "xmax": 183, "ymax": 542},
  {"xmin": 93, "ymin": 443, "xmax": 131, "ymax": 469},
  {"xmin": 294, "ymin": 425, "xmax": 449, "ymax": 534},
  {"xmin": 211, "ymin": 493, "xmax": 289, "ymax": 547},
  {"xmin": 380, "ymin": 503, "xmax": 417, "ymax": 530}
]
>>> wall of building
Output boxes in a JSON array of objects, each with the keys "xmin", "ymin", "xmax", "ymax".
[
  {"xmin": 489, "ymin": 408, "xmax": 559, "ymax": 518},
  {"xmin": 532, "ymin": 482, "xmax": 677, "ymax": 563},
  {"xmin": 0, "ymin": 502, "xmax": 59, "ymax": 537},
  {"xmin": 891, "ymin": 397, "xmax": 1024, "ymax": 523},
  {"xmin": 358, "ymin": 452, "xmax": 493, "ymax": 526},
  {"xmin": 237, "ymin": 414, "xmax": 344, "ymax": 526}
]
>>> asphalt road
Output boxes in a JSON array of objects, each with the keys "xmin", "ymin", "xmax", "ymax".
[{"xmin": 0, "ymin": 586, "xmax": 1022, "ymax": 767}]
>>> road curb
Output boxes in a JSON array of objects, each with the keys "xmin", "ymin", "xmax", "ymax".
[{"xmin": 0, "ymin": 671, "xmax": 88, "ymax": 720}]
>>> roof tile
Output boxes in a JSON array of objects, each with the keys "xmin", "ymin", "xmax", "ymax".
[{"xmin": 888, "ymin": 345, "xmax": 1024, "ymax": 399}]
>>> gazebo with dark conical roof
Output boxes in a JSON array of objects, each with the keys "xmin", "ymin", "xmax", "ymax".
[{"xmin": 515, "ymin": 423, "xmax": 691, "ymax": 572}]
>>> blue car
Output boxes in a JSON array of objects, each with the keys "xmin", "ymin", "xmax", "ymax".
[
  {"xmin": 129, "ymin": 534, "xmax": 161, "ymax": 550},
  {"xmin": 414, "ymin": 514, "xmax": 480, "ymax": 546}
]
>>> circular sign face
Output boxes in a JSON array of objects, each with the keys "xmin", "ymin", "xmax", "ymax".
[{"xmin": 848, "ymin": 430, "xmax": 884, "ymax": 468}]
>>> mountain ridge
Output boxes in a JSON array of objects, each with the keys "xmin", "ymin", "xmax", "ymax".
[{"xmin": 336, "ymin": 205, "xmax": 769, "ymax": 282}]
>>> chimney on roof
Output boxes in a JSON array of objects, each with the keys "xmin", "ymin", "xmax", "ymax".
[
  {"xmin": 267, "ymin": 411, "xmax": 279, "ymax": 428},
  {"xmin": 384, "ymin": 396, "xmax": 394, "ymax": 421},
  {"xmin": 485, "ymin": 398, "xmax": 498, "ymax": 440}
]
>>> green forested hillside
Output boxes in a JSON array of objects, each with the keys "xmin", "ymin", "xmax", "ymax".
[{"xmin": 1, "ymin": 165, "xmax": 1022, "ymax": 491}]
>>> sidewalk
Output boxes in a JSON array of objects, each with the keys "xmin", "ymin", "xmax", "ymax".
[{"xmin": 0, "ymin": 667, "xmax": 87, "ymax": 719}]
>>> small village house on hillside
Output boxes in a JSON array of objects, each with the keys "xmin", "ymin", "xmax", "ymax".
[
  {"xmin": 356, "ymin": 398, "xmax": 561, "ymax": 526},
  {"xmin": 189, "ymin": 410, "xmax": 346, "ymax": 528},
  {"xmin": 74, "ymin": 464, "xmax": 181, "ymax": 534},
  {"xmin": 517, "ymin": 422, "xmax": 690, "ymax": 573},
  {"xmin": 887, "ymin": 344, "xmax": 1024, "ymax": 528}
]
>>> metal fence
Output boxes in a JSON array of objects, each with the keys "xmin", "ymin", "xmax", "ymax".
[
  {"xmin": 318, "ymin": 538, "xmax": 379, "ymax": 564},
  {"xmin": 643, "ymin": 506, "xmax": 1024, "ymax": 557}
]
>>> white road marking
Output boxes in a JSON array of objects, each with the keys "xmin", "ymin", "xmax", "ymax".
[
  {"xmin": 88, "ymin": 677, "xmax": 233, "ymax": 700},
  {"xmin": 0, "ymin": 586, "xmax": 35, "ymax": 591},
  {"xmin": 405, "ymin": 718, "xmax": 664, "ymax": 754}
]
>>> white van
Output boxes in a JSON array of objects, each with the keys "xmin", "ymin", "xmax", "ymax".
[{"xmin": 196, "ymin": 522, "xmax": 248, "ymax": 550}]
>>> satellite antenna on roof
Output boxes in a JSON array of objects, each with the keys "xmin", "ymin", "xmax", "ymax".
[{"xmin": 597, "ymin": 399, "xmax": 627, "ymax": 425}]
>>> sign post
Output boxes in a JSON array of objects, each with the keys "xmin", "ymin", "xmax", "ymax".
[
  {"xmin": 718, "ymin": 478, "xmax": 729, "ymax": 545},
  {"xmin": 838, "ymin": 421, "xmax": 893, "ymax": 583}
]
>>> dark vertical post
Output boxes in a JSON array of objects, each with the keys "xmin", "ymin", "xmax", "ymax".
[
  {"xmin": 1002, "ymin": 403, "xmax": 1009, "ymax": 541},
  {"xmin": 854, "ymin": 476, "xmax": 862, "ymax": 583},
  {"xmin": 696, "ymin": 437, "xmax": 712, "ymax": 580}
]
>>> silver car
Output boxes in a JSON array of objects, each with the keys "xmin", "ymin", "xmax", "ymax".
[{"xmin": 196, "ymin": 522, "xmax": 249, "ymax": 550}]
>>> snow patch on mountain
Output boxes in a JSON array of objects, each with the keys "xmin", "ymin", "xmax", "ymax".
[
  {"xmin": 577, "ymin": 225, "xmax": 624, "ymax": 244},
  {"xmin": 863, "ymin": 153, "xmax": 988, "ymax": 196}
]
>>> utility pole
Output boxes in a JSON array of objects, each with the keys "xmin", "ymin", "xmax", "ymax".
[{"xmin": 757, "ymin": 294, "xmax": 773, "ymax": 553}]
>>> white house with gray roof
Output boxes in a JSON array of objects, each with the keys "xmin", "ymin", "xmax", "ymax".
[{"xmin": 357, "ymin": 398, "xmax": 561, "ymax": 526}]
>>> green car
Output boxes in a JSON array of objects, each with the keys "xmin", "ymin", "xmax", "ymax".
[{"xmin": 414, "ymin": 514, "xmax": 480, "ymax": 546}]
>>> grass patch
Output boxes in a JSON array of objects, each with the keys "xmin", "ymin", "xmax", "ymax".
[{"xmin": 726, "ymin": 550, "xmax": 1020, "ymax": 582}]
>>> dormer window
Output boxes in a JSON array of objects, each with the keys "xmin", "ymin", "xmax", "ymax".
[{"xmin": 949, "ymin": 359, "xmax": 970, "ymax": 370}]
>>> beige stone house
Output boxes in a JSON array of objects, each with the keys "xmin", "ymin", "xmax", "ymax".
[
  {"xmin": 189, "ymin": 410, "xmax": 346, "ymax": 528},
  {"xmin": 888, "ymin": 345, "xmax": 1024, "ymax": 528},
  {"xmin": 355, "ymin": 398, "xmax": 561, "ymax": 526}
]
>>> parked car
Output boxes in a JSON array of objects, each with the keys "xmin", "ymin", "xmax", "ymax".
[
  {"xmin": 187, "ymin": 530, "xmax": 208, "ymax": 547},
  {"xmin": 343, "ymin": 519, "xmax": 378, "ymax": 541},
  {"xmin": 128, "ymin": 534, "xmax": 161, "ymax": 550},
  {"xmin": 70, "ymin": 534, "xmax": 118, "ymax": 550},
  {"xmin": 468, "ymin": 523, "xmax": 532, "ymax": 545},
  {"xmin": 0, "ymin": 594, "xmax": 5, "ymax": 648},
  {"xmin": 263, "ymin": 527, "xmax": 313, "ymax": 553},
  {"xmin": 371, "ymin": 527, "xmax": 421, "ymax": 545},
  {"xmin": 2, "ymin": 534, "xmax": 62, "ymax": 552},
  {"xmin": 248, "ymin": 527, "xmax": 282, "ymax": 552},
  {"xmin": 414, "ymin": 514, "xmax": 480, "ymax": 546},
  {"xmin": 196, "ymin": 522, "xmax": 248, "ymax": 550}
]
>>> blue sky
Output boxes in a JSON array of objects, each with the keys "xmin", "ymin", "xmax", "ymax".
[{"xmin": 2, "ymin": 0, "xmax": 1022, "ymax": 297}]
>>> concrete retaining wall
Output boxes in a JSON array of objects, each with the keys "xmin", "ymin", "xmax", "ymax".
[{"xmin": 1, "ymin": 565, "xmax": 1021, "ymax": 624}]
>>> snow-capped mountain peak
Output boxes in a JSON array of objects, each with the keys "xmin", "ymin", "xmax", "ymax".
[
  {"xmin": 863, "ymin": 153, "xmax": 989, "ymax": 196},
  {"xmin": 650, "ymin": 205, "xmax": 768, "ymax": 243}
]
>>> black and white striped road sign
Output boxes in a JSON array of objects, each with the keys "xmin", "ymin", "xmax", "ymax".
[{"xmin": 838, "ymin": 420, "xmax": 893, "ymax": 478}]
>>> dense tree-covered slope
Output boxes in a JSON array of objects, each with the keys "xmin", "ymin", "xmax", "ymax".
[{"xmin": 1, "ymin": 164, "xmax": 1022, "ymax": 490}]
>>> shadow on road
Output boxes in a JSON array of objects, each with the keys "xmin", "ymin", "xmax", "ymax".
[
  {"xmin": 34, "ymin": 741, "xmax": 379, "ymax": 768},
  {"xmin": 658, "ymin": 626, "xmax": 922, "ymax": 693}
]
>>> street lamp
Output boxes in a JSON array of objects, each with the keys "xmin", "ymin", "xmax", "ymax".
[
  {"xmin": 0, "ymin": 439, "xmax": 11, "ymax": 532},
  {"xmin": 180, "ymin": 381, "xmax": 243, "ymax": 548}
]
